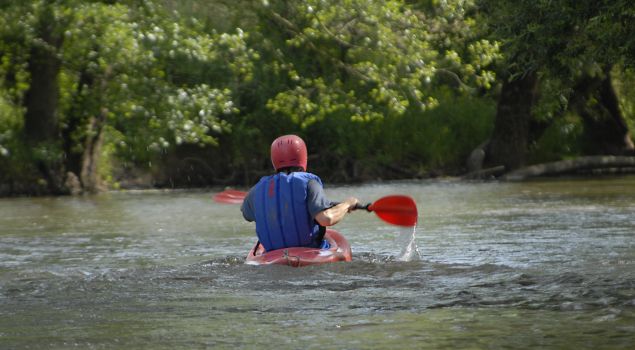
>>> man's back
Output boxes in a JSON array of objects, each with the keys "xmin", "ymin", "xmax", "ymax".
[{"xmin": 242, "ymin": 172, "xmax": 323, "ymax": 251}]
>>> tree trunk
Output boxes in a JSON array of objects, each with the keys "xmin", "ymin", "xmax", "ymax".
[
  {"xmin": 571, "ymin": 69, "xmax": 635, "ymax": 155},
  {"xmin": 63, "ymin": 68, "xmax": 94, "ymax": 178},
  {"xmin": 22, "ymin": 1, "xmax": 66, "ymax": 194},
  {"xmin": 23, "ymin": 36, "xmax": 61, "ymax": 142},
  {"xmin": 503, "ymin": 156, "xmax": 635, "ymax": 180},
  {"xmin": 485, "ymin": 71, "xmax": 539, "ymax": 170},
  {"xmin": 80, "ymin": 111, "xmax": 106, "ymax": 193},
  {"xmin": 63, "ymin": 60, "xmax": 111, "ymax": 194}
]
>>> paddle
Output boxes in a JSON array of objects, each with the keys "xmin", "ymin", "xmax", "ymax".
[
  {"xmin": 356, "ymin": 195, "xmax": 418, "ymax": 227},
  {"xmin": 212, "ymin": 189, "xmax": 247, "ymax": 204},
  {"xmin": 213, "ymin": 190, "xmax": 418, "ymax": 227}
]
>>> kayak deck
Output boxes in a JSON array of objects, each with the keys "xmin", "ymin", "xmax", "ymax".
[{"xmin": 245, "ymin": 229, "xmax": 352, "ymax": 267}]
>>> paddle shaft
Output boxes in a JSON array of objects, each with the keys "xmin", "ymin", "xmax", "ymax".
[{"xmin": 213, "ymin": 190, "xmax": 417, "ymax": 226}]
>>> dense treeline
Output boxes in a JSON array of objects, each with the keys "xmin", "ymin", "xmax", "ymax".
[{"xmin": 0, "ymin": 0, "xmax": 633, "ymax": 196}]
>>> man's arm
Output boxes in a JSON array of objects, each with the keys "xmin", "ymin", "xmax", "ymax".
[
  {"xmin": 307, "ymin": 180, "xmax": 358, "ymax": 227},
  {"xmin": 314, "ymin": 198, "xmax": 358, "ymax": 226},
  {"xmin": 240, "ymin": 189, "xmax": 256, "ymax": 222}
]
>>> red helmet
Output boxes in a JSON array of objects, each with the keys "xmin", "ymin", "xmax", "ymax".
[{"xmin": 271, "ymin": 134, "xmax": 308, "ymax": 171}]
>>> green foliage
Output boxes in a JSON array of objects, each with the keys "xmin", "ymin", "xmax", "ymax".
[
  {"xmin": 482, "ymin": 0, "xmax": 635, "ymax": 164},
  {"xmin": 1, "ymin": 0, "xmax": 255, "ymax": 163},
  {"xmin": 298, "ymin": 90, "xmax": 496, "ymax": 180},
  {"xmin": 530, "ymin": 114, "xmax": 584, "ymax": 163},
  {"xmin": 204, "ymin": 0, "xmax": 502, "ymax": 181},
  {"xmin": 375, "ymin": 90, "xmax": 496, "ymax": 173},
  {"xmin": 530, "ymin": 66, "xmax": 635, "ymax": 163},
  {"xmin": 2, "ymin": 0, "xmax": 633, "ymax": 193},
  {"xmin": 0, "ymin": 91, "xmax": 21, "ymax": 157},
  {"xmin": 257, "ymin": 0, "xmax": 500, "ymax": 127},
  {"xmin": 0, "ymin": 1, "xmax": 28, "ymax": 158},
  {"xmin": 482, "ymin": 0, "xmax": 635, "ymax": 84},
  {"xmin": 56, "ymin": 1, "xmax": 254, "ymax": 161},
  {"xmin": 614, "ymin": 68, "xmax": 635, "ymax": 135}
]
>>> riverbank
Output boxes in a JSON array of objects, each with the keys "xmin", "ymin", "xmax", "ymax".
[{"xmin": 3, "ymin": 155, "xmax": 635, "ymax": 198}]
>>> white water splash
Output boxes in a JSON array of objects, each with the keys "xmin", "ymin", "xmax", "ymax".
[{"xmin": 395, "ymin": 225, "xmax": 420, "ymax": 261}]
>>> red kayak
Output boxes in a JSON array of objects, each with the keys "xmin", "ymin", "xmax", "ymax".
[{"xmin": 245, "ymin": 229, "xmax": 352, "ymax": 267}]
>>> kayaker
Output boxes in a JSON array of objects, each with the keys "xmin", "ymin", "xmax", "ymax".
[{"xmin": 241, "ymin": 134, "xmax": 359, "ymax": 251}]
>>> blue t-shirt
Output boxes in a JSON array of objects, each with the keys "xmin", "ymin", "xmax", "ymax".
[{"xmin": 241, "ymin": 179, "xmax": 333, "ymax": 223}]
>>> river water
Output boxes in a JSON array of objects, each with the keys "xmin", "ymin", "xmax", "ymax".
[{"xmin": 1, "ymin": 178, "xmax": 634, "ymax": 349}]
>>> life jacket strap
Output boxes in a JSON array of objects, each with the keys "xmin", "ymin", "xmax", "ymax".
[
  {"xmin": 312, "ymin": 225, "xmax": 326, "ymax": 248},
  {"xmin": 252, "ymin": 240, "xmax": 261, "ymax": 256}
]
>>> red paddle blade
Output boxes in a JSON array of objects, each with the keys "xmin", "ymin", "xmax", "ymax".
[
  {"xmin": 369, "ymin": 195, "xmax": 418, "ymax": 226},
  {"xmin": 213, "ymin": 190, "xmax": 248, "ymax": 204}
]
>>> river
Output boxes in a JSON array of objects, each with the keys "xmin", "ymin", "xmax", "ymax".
[{"xmin": 1, "ymin": 177, "xmax": 634, "ymax": 349}]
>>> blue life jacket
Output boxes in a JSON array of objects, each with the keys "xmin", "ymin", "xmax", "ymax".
[{"xmin": 252, "ymin": 172, "xmax": 322, "ymax": 251}]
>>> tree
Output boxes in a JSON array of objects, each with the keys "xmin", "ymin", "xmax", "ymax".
[
  {"xmin": 221, "ymin": 0, "xmax": 500, "ymax": 179},
  {"xmin": 481, "ymin": 0, "xmax": 635, "ymax": 171},
  {"xmin": 0, "ymin": 0, "xmax": 255, "ymax": 194},
  {"xmin": 571, "ymin": 67, "xmax": 634, "ymax": 155},
  {"xmin": 0, "ymin": 0, "xmax": 71, "ymax": 194},
  {"xmin": 258, "ymin": 0, "xmax": 499, "ymax": 124}
]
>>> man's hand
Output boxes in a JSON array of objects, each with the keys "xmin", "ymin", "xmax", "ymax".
[
  {"xmin": 315, "ymin": 196, "xmax": 360, "ymax": 226},
  {"xmin": 343, "ymin": 197, "xmax": 359, "ymax": 212}
]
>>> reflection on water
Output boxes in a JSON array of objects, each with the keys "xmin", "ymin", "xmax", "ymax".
[{"xmin": 1, "ymin": 178, "xmax": 635, "ymax": 348}]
